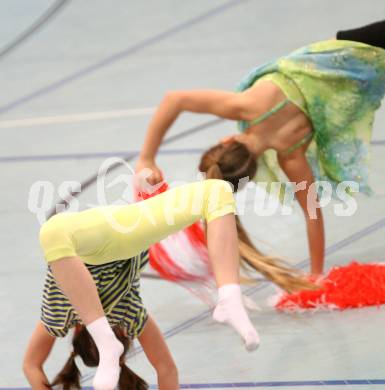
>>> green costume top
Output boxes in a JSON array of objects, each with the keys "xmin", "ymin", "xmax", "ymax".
[{"xmin": 237, "ymin": 40, "xmax": 385, "ymax": 197}]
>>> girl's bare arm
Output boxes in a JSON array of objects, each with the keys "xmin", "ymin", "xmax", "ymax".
[
  {"xmin": 136, "ymin": 88, "xmax": 260, "ymax": 186},
  {"xmin": 137, "ymin": 315, "xmax": 179, "ymax": 390},
  {"xmin": 278, "ymin": 148, "xmax": 325, "ymax": 275},
  {"xmin": 23, "ymin": 322, "xmax": 56, "ymax": 390},
  {"xmin": 140, "ymin": 90, "xmax": 245, "ymax": 157}
]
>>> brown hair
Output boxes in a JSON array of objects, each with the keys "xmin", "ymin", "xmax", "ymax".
[
  {"xmin": 200, "ymin": 142, "xmax": 316, "ymax": 292},
  {"xmin": 51, "ymin": 325, "xmax": 148, "ymax": 390},
  {"xmin": 199, "ymin": 142, "xmax": 257, "ymax": 192}
]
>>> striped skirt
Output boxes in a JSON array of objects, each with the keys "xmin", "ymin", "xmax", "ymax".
[{"xmin": 41, "ymin": 251, "xmax": 149, "ymax": 338}]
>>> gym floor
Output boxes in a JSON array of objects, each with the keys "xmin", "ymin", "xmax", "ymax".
[{"xmin": 1, "ymin": 1, "xmax": 385, "ymax": 388}]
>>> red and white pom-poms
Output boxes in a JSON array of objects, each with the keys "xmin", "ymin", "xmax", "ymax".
[{"xmin": 275, "ymin": 261, "xmax": 385, "ymax": 312}]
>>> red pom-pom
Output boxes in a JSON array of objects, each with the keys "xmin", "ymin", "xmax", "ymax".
[
  {"xmin": 136, "ymin": 182, "xmax": 169, "ymax": 201},
  {"xmin": 275, "ymin": 261, "xmax": 385, "ymax": 311}
]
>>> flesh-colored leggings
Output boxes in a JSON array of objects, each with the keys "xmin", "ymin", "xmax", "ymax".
[{"xmin": 39, "ymin": 180, "xmax": 235, "ymax": 265}]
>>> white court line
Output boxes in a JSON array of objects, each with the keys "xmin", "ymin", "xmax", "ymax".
[{"xmin": 0, "ymin": 107, "xmax": 156, "ymax": 128}]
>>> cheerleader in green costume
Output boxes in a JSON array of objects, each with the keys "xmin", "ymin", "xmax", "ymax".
[{"xmin": 136, "ymin": 20, "xmax": 385, "ymax": 276}]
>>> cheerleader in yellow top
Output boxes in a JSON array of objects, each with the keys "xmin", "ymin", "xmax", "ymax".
[{"xmin": 24, "ymin": 180, "xmax": 312, "ymax": 390}]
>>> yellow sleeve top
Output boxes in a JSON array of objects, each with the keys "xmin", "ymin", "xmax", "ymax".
[{"xmin": 39, "ymin": 180, "xmax": 236, "ymax": 265}]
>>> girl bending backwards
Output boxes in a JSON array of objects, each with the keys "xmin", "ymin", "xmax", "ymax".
[
  {"xmin": 23, "ymin": 180, "xmax": 314, "ymax": 390},
  {"xmin": 136, "ymin": 20, "xmax": 385, "ymax": 276}
]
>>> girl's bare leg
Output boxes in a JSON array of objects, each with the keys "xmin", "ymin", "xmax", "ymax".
[
  {"xmin": 50, "ymin": 257, "xmax": 104, "ymax": 323},
  {"xmin": 206, "ymin": 214, "xmax": 239, "ymax": 286},
  {"xmin": 207, "ymin": 214, "xmax": 260, "ymax": 351},
  {"xmin": 50, "ymin": 258, "xmax": 123, "ymax": 390}
]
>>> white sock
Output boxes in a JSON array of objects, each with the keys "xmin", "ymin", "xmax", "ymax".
[
  {"xmin": 213, "ymin": 284, "xmax": 260, "ymax": 351},
  {"xmin": 86, "ymin": 317, "xmax": 124, "ymax": 390}
]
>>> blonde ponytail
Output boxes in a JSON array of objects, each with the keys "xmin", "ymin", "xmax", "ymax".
[{"xmin": 200, "ymin": 142, "xmax": 316, "ymax": 292}]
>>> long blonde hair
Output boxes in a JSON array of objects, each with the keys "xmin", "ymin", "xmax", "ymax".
[{"xmin": 200, "ymin": 142, "xmax": 315, "ymax": 292}]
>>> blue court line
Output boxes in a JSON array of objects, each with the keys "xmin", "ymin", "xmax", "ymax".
[
  {"xmin": 172, "ymin": 379, "xmax": 385, "ymax": 388},
  {"xmin": 0, "ymin": 0, "xmax": 69, "ymax": 60},
  {"xmin": 4, "ymin": 379, "xmax": 385, "ymax": 389},
  {"xmin": 2, "ymin": 139, "xmax": 385, "ymax": 163},
  {"xmin": 0, "ymin": 148, "xmax": 203, "ymax": 163},
  {"xmin": 0, "ymin": 0, "xmax": 249, "ymax": 115},
  {"xmin": 372, "ymin": 140, "xmax": 385, "ymax": 145},
  {"xmin": 171, "ymin": 380, "xmax": 385, "ymax": 388}
]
